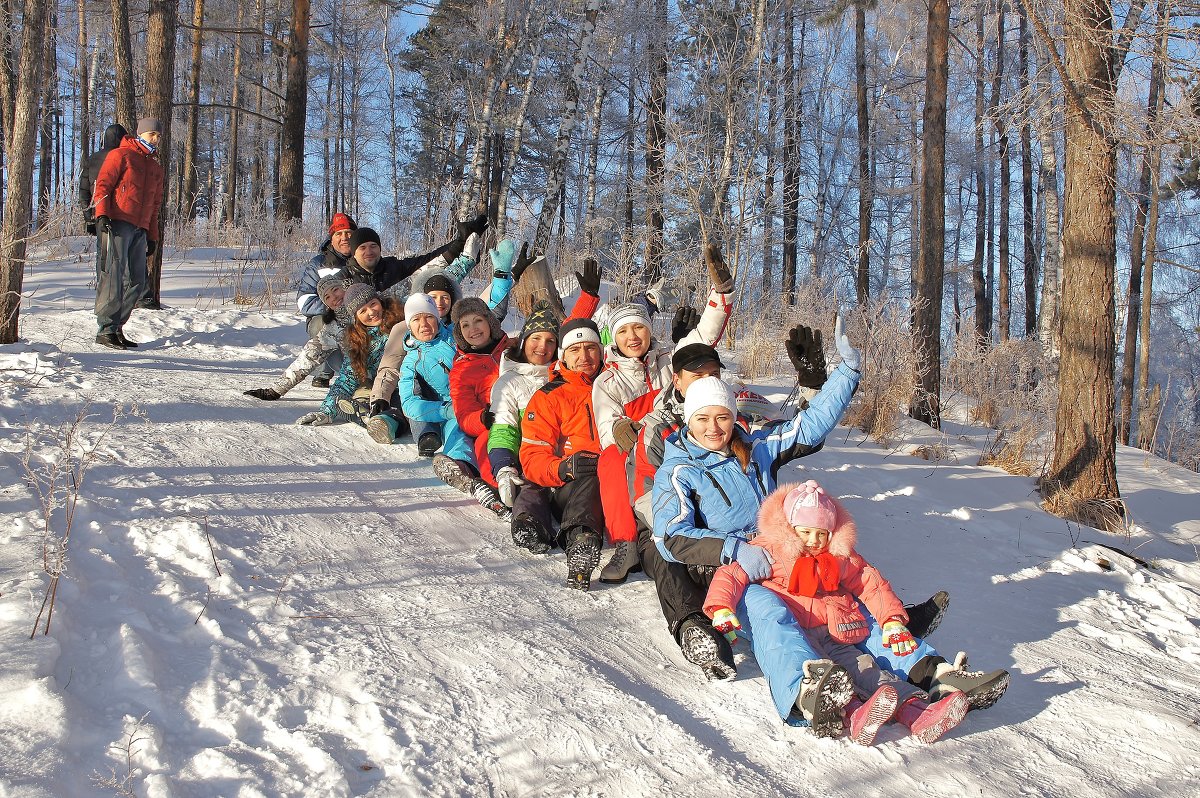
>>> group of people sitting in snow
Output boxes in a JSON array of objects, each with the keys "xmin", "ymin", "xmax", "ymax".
[{"xmin": 242, "ymin": 211, "xmax": 1010, "ymax": 745}]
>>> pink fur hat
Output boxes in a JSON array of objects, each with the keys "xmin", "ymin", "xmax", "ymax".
[{"xmin": 756, "ymin": 481, "xmax": 856, "ymax": 558}]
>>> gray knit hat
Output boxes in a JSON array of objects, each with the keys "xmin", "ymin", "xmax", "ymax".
[
  {"xmin": 343, "ymin": 283, "xmax": 379, "ymax": 317},
  {"xmin": 316, "ymin": 275, "xmax": 347, "ymax": 304}
]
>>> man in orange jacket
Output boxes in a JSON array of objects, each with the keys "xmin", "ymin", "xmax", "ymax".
[
  {"xmin": 519, "ymin": 318, "xmax": 607, "ymax": 591},
  {"xmin": 91, "ymin": 118, "xmax": 165, "ymax": 350}
]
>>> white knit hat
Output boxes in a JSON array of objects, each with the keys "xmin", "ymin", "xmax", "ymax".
[
  {"xmin": 683, "ymin": 376, "xmax": 737, "ymax": 423},
  {"xmin": 404, "ymin": 292, "xmax": 439, "ymax": 326}
]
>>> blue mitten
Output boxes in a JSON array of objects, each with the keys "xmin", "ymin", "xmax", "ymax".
[
  {"xmin": 735, "ymin": 543, "xmax": 774, "ymax": 582},
  {"xmin": 489, "ymin": 239, "xmax": 518, "ymax": 278}
]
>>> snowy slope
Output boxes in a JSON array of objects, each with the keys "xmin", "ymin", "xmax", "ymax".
[{"xmin": 2, "ymin": 245, "xmax": 1199, "ymax": 798}]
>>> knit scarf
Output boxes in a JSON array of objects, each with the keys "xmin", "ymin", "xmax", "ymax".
[{"xmin": 786, "ymin": 551, "xmax": 840, "ymax": 596}]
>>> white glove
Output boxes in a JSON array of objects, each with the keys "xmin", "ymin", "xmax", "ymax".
[
  {"xmin": 834, "ymin": 314, "xmax": 861, "ymax": 372},
  {"xmin": 296, "ymin": 411, "xmax": 333, "ymax": 426},
  {"xmin": 496, "ymin": 466, "xmax": 525, "ymax": 507}
]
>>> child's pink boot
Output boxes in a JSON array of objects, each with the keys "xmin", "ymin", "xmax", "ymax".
[
  {"xmin": 895, "ymin": 692, "xmax": 968, "ymax": 743},
  {"xmin": 846, "ymin": 684, "xmax": 900, "ymax": 746}
]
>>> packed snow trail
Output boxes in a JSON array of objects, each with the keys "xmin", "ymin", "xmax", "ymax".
[{"xmin": 2, "ymin": 254, "xmax": 1199, "ymax": 797}]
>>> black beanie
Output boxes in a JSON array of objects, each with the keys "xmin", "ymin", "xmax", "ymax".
[
  {"xmin": 423, "ymin": 274, "xmax": 455, "ymax": 297},
  {"xmin": 349, "ymin": 227, "xmax": 381, "ymax": 254}
]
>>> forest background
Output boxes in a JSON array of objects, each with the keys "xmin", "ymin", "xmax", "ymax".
[{"xmin": 1, "ymin": 0, "xmax": 1198, "ymax": 521}]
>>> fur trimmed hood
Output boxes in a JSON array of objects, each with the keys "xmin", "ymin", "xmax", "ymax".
[{"xmin": 755, "ymin": 481, "xmax": 857, "ymax": 559}]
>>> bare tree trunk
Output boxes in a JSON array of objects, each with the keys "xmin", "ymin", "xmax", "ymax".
[
  {"xmin": 585, "ymin": 83, "xmax": 605, "ymax": 251},
  {"xmin": 109, "ymin": 0, "xmax": 135, "ymax": 130},
  {"xmin": 911, "ymin": 0, "xmax": 948, "ymax": 428},
  {"xmin": 181, "ymin": 0, "xmax": 205, "ymax": 219},
  {"xmin": 854, "ymin": 2, "xmax": 871, "ymax": 307},
  {"xmin": 644, "ymin": 0, "xmax": 668, "ymax": 282},
  {"xmin": 0, "ymin": 0, "xmax": 16, "ymax": 145},
  {"xmin": 0, "ymin": 0, "xmax": 50, "ymax": 343},
  {"xmin": 144, "ymin": 0, "xmax": 178, "ymax": 308},
  {"xmin": 277, "ymin": 0, "xmax": 310, "ymax": 221},
  {"xmin": 495, "ymin": 40, "xmax": 543, "ymax": 239},
  {"xmin": 1019, "ymin": 5, "xmax": 1037, "ymax": 337},
  {"xmin": 222, "ymin": 4, "xmax": 244, "ymax": 226},
  {"xmin": 782, "ymin": 1, "xmax": 800, "ymax": 299},
  {"xmin": 1046, "ymin": 0, "xmax": 1121, "ymax": 510},
  {"xmin": 1034, "ymin": 38, "xmax": 1061, "ymax": 361},
  {"xmin": 624, "ymin": 34, "xmax": 635, "ymax": 238},
  {"xmin": 762, "ymin": 28, "xmax": 779, "ymax": 300},
  {"xmin": 995, "ymin": 2, "xmax": 1011, "ymax": 341},
  {"xmin": 971, "ymin": 4, "xmax": 989, "ymax": 345},
  {"xmin": 534, "ymin": 0, "xmax": 603, "ymax": 251},
  {"xmin": 35, "ymin": 15, "xmax": 54, "ymax": 232},
  {"xmin": 77, "ymin": 1, "xmax": 89, "ymax": 161}
]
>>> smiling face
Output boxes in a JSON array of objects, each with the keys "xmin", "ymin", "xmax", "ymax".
[
  {"xmin": 524, "ymin": 331, "xmax": 557, "ymax": 365},
  {"xmin": 459, "ymin": 312, "xmax": 492, "ymax": 348},
  {"xmin": 409, "ymin": 313, "xmax": 439, "ymax": 342},
  {"xmin": 563, "ymin": 341, "xmax": 602, "ymax": 378},
  {"xmin": 355, "ymin": 298, "xmax": 384, "ymax": 326},
  {"xmin": 355, "ymin": 241, "xmax": 381, "ymax": 270},
  {"xmin": 331, "ymin": 229, "xmax": 354, "ymax": 256},
  {"xmin": 792, "ymin": 525, "xmax": 831, "ymax": 556},
  {"xmin": 324, "ymin": 285, "xmax": 347, "ymax": 310},
  {"xmin": 688, "ymin": 406, "xmax": 735, "ymax": 452},
  {"xmin": 614, "ymin": 322, "xmax": 651, "ymax": 359},
  {"xmin": 428, "ymin": 290, "xmax": 453, "ymax": 319}
]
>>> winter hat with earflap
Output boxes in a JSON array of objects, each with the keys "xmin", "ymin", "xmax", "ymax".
[
  {"xmin": 683, "ymin": 376, "xmax": 737, "ymax": 424},
  {"xmin": 557, "ymin": 318, "xmax": 601, "ymax": 359},
  {"xmin": 344, "ymin": 283, "xmax": 379, "ymax": 318},
  {"xmin": 607, "ymin": 303, "xmax": 653, "ymax": 345},
  {"xmin": 519, "ymin": 300, "xmax": 560, "ymax": 352},
  {"xmin": 404, "ymin": 293, "xmax": 439, "ymax": 326},
  {"xmin": 451, "ymin": 297, "xmax": 503, "ymax": 351},
  {"xmin": 783, "ymin": 480, "xmax": 838, "ymax": 533}
]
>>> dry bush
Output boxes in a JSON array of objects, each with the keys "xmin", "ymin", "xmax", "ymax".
[
  {"xmin": 978, "ymin": 425, "xmax": 1043, "ymax": 476},
  {"xmin": 970, "ymin": 397, "xmax": 1000, "ymax": 428},
  {"xmin": 912, "ymin": 443, "xmax": 954, "ymax": 462},
  {"xmin": 839, "ymin": 295, "xmax": 920, "ymax": 447},
  {"xmin": 1039, "ymin": 478, "xmax": 1133, "ymax": 537}
]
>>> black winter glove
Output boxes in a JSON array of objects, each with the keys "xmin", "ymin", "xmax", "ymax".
[
  {"xmin": 369, "ymin": 399, "xmax": 390, "ymax": 417},
  {"xmin": 557, "ymin": 451, "xmax": 599, "ymax": 482},
  {"xmin": 705, "ymin": 243, "xmax": 734, "ymax": 293},
  {"xmin": 511, "ymin": 243, "xmax": 535, "ymax": 284},
  {"xmin": 481, "ymin": 406, "xmax": 495, "ymax": 429},
  {"xmin": 244, "ymin": 387, "xmax": 281, "ymax": 401},
  {"xmin": 670, "ymin": 307, "xmax": 701, "ymax": 344},
  {"xmin": 96, "ymin": 216, "xmax": 111, "ymax": 236},
  {"xmin": 575, "ymin": 258, "xmax": 601, "ymax": 296},
  {"xmin": 785, "ymin": 324, "xmax": 828, "ymax": 389},
  {"xmin": 465, "ymin": 212, "xmax": 489, "ymax": 236},
  {"xmin": 147, "ymin": 239, "xmax": 157, "ymax": 257}
]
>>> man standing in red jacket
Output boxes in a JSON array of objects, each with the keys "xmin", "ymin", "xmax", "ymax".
[
  {"xmin": 91, "ymin": 118, "xmax": 165, "ymax": 350},
  {"xmin": 519, "ymin": 318, "xmax": 607, "ymax": 591}
]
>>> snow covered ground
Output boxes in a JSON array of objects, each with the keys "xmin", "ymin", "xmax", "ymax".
[{"xmin": 2, "ymin": 241, "xmax": 1199, "ymax": 797}]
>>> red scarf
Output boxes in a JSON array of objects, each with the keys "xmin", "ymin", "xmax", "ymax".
[{"xmin": 787, "ymin": 552, "xmax": 840, "ymax": 596}]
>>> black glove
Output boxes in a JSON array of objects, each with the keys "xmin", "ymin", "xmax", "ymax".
[
  {"xmin": 557, "ymin": 451, "xmax": 599, "ymax": 482},
  {"xmin": 705, "ymin": 243, "xmax": 734, "ymax": 293},
  {"xmin": 96, "ymin": 216, "xmax": 111, "ymax": 236},
  {"xmin": 511, "ymin": 243, "xmax": 535, "ymax": 284},
  {"xmin": 670, "ymin": 307, "xmax": 700, "ymax": 344},
  {"xmin": 243, "ymin": 387, "xmax": 281, "ymax": 401},
  {"xmin": 575, "ymin": 258, "xmax": 601, "ymax": 296},
  {"xmin": 481, "ymin": 406, "xmax": 495, "ymax": 429},
  {"xmin": 85, "ymin": 221, "xmax": 96, "ymax": 236},
  {"xmin": 370, "ymin": 399, "xmax": 390, "ymax": 417},
  {"xmin": 465, "ymin": 212, "xmax": 489, "ymax": 236},
  {"xmin": 147, "ymin": 239, "xmax": 157, "ymax": 257},
  {"xmin": 785, "ymin": 325, "xmax": 828, "ymax": 389}
]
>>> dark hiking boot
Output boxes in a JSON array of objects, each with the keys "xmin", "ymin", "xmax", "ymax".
[
  {"xmin": 598, "ymin": 540, "xmax": 642, "ymax": 584},
  {"xmin": 116, "ymin": 330, "xmax": 139, "ymax": 348},
  {"xmin": 906, "ymin": 590, "xmax": 950, "ymax": 639},
  {"xmin": 417, "ymin": 431, "xmax": 442, "ymax": 457},
  {"xmin": 929, "ymin": 651, "xmax": 1009, "ymax": 711},
  {"xmin": 95, "ymin": 332, "xmax": 129, "ymax": 350},
  {"xmin": 564, "ymin": 528, "xmax": 602, "ymax": 591},
  {"xmin": 511, "ymin": 515, "xmax": 551, "ymax": 554},
  {"xmin": 432, "ymin": 454, "xmax": 476, "ymax": 494},
  {"xmin": 311, "ymin": 376, "xmax": 331, "ymax": 388},
  {"xmin": 336, "ymin": 389, "xmax": 373, "ymax": 427},
  {"xmin": 678, "ymin": 616, "xmax": 736, "ymax": 681},
  {"xmin": 471, "ymin": 481, "xmax": 513, "ymax": 522},
  {"xmin": 795, "ymin": 659, "xmax": 853, "ymax": 739}
]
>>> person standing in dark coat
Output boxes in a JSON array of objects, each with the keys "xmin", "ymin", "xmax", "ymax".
[{"xmin": 78, "ymin": 123, "xmax": 127, "ymax": 279}]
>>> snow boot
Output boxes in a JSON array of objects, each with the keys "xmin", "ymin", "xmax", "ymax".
[
  {"xmin": 563, "ymin": 527, "xmax": 602, "ymax": 592},
  {"xmin": 366, "ymin": 412, "xmax": 400, "ymax": 444},
  {"xmin": 896, "ymin": 692, "xmax": 968, "ymax": 743},
  {"xmin": 431, "ymin": 454, "xmax": 477, "ymax": 494},
  {"xmin": 929, "ymin": 651, "xmax": 1009, "ymax": 711},
  {"xmin": 795, "ymin": 659, "xmax": 853, "ymax": 739},
  {"xmin": 905, "ymin": 590, "xmax": 950, "ymax": 639},
  {"xmin": 336, "ymin": 388, "xmax": 373, "ymax": 427},
  {"xmin": 417, "ymin": 431, "xmax": 443, "ymax": 457},
  {"xmin": 311, "ymin": 376, "xmax": 331, "ymax": 389},
  {"xmin": 598, "ymin": 540, "xmax": 642, "ymax": 584},
  {"xmin": 510, "ymin": 515, "xmax": 551, "ymax": 554},
  {"xmin": 677, "ymin": 615, "xmax": 736, "ymax": 681},
  {"xmin": 472, "ymin": 481, "xmax": 513, "ymax": 522},
  {"xmin": 846, "ymin": 684, "xmax": 900, "ymax": 746}
]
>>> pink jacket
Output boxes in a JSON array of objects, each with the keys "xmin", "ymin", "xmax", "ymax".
[{"xmin": 703, "ymin": 483, "xmax": 907, "ymax": 630}]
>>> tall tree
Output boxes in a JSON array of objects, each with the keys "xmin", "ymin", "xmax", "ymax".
[
  {"xmin": 971, "ymin": 3, "xmax": 990, "ymax": 344},
  {"xmin": 854, "ymin": 1, "xmax": 872, "ymax": 307},
  {"xmin": 278, "ymin": 0, "xmax": 311, "ymax": 221},
  {"xmin": 911, "ymin": 0, "xmax": 949, "ymax": 427},
  {"xmin": 995, "ymin": 2, "xmax": 1011, "ymax": 341},
  {"xmin": 644, "ymin": 0, "xmax": 668, "ymax": 283},
  {"xmin": 1019, "ymin": 4, "xmax": 1037, "ymax": 337},
  {"xmin": 181, "ymin": 0, "xmax": 205, "ymax": 219},
  {"xmin": 144, "ymin": 0, "xmax": 178, "ymax": 308},
  {"xmin": 109, "ymin": 0, "xmax": 135, "ymax": 130}
]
